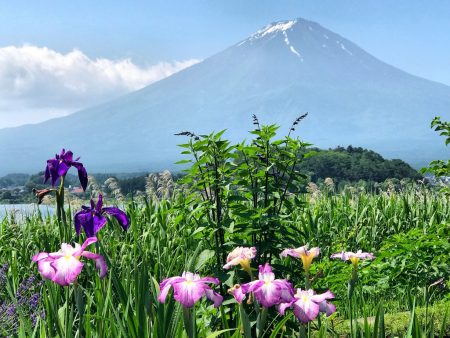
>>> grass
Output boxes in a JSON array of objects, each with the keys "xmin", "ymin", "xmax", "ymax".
[{"xmin": 0, "ymin": 182, "xmax": 448, "ymax": 337}]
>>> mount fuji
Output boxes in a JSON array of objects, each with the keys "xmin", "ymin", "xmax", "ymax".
[{"xmin": 1, "ymin": 18, "xmax": 449, "ymax": 174}]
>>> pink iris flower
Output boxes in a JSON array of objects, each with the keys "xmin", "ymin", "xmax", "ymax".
[
  {"xmin": 158, "ymin": 272, "xmax": 223, "ymax": 308},
  {"xmin": 281, "ymin": 245, "xmax": 320, "ymax": 273},
  {"xmin": 279, "ymin": 288, "xmax": 336, "ymax": 323},
  {"xmin": 330, "ymin": 250, "xmax": 375, "ymax": 267},
  {"xmin": 32, "ymin": 237, "xmax": 107, "ymax": 286},
  {"xmin": 240, "ymin": 263, "xmax": 294, "ymax": 308},
  {"xmin": 223, "ymin": 247, "xmax": 257, "ymax": 274}
]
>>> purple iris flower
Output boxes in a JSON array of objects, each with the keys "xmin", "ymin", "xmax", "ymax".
[
  {"xmin": 74, "ymin": 194, "xmax": 129, "ymax": 237},
  {"xmin": 44, "ymin": 149, "xmax": 88, "ymax": 190},
  {"xmin": 240, "ymin": 263, "xmax": 294, "ymax": 308},
  {"xmin": 158, "ymin": 271, "xmax": 223, "ymax": 308}
]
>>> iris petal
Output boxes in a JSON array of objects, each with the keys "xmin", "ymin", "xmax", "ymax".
[
  {"xmin": 71, "ymin": 161, "xmax": 88, "ymax": 191},
  {"xmin": 231, "ymin": 285, "xmax": 246, "ymax": 303},
  {"xmin": 92, "ymin": 214, "xmax": 107, "ymax": 235},
  {"xmin": 173, "ymin": 280, "xmax": 206, "ymax": 308},
  {"xmin": 278, "ymin": 301, "xmax": 293, "ymax": 315},
  {"xmin": 63, "ymin": 150, "xmax": 73, "ymax": 162},
  {"xmin": 37, "ymin": 258, "xmax": 56, "ymax": 280},
  {"xmin": 51, "ymin": 256, "xmax": 84, "ymax": 286},
  {"xmin": 255, "ymin": 281, "xmax": 282, "ymax": 308},
  {"xmin": 74, "ymin": 209, "xmax": 91, "ymax": 235},
  {"xmin": 57, "ymin": 161, "xmax": 70, "ymax": 178},
  {"xmin": 96, "ymin": 194, "xmax": 103, "ymax": 213},
  {"xmin": 310, "ymin": 290, "xmax": 334, "ymax": 303},
  {"xmin": 205, "ymin": 288, "xmax": 223, "ymax": 308},
  {"xmin": 81, "ymin": 250, "xmax": 107, "ymax": 278},
  {"xmin": 102, "ymin": 207, "xmax": 129, "ymax": 231},
  {"xmin": 293, "ymin": 298, "xmax": 320, "ymax": 323},
  {"xmin": 319, "ymin": 300, "xmax": 336, "ymax": 316}
]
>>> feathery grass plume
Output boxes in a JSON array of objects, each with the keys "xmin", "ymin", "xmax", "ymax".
[
  {"xmin": 145, "ymin": 173, "xmax": 159, "ymax": 201},
  {"xmin": 87, "ymin": 175, "xmax": 103, "ymax": 198},
  {"xmin": 306, "ymin": 182, "xmax": 321, "ymax": 201},
  {"xmin": 145, "ymin": 170, "xmax": 175, "ymax": 202},
  {"xmin": 39, "ymin": 193, "xmax": 56, "ymax": 205},
  {"xmin": 132, "ymin": 190, "xmax": 147, "ymax": 204},
  {"xmin": 66, "ymin": 190, "xmax": 84, "ymax": 210},
  {"xmin": 383, "ymin": 179, "xmax": 397, "ymax": 197},
  {"xmin": 158, "ymin": 170, "xmax": 175, "ymax": 199},
  {"xmin": 104, "ymin": 177, "xmax": 125, "ymax": 201},
  {"xmin": 324, "ymin": 177, "xmax": 334, "ymax": 188}
]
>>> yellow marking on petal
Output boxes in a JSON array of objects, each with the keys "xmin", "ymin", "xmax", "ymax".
[
  {"xmin": 300, "ymin": 253, "xmax": 315, "ymax": 273},
  {"xmin": 349, "ymin": 257, "xmax": 359, "ymax": 266},
  {"xmin": 239, "ymin": 259, "xmax": 252, "ymax": 276}
]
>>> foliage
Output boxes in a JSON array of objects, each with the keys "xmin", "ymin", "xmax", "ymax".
[
  {"xmin": 0, "ymin": 173, "xmax": 30, "ymax": 188},
  {"xmin": 0, "ymin": 179, "xmax": 449, "ymax": 336},
  {"xmin": 421, "ymin": 116, "xmax": 450, "ymax": 195},
  {"xmin": 119, "ymin": 175, "xmax": 146, "ymax": 196},
  {"xmin": 0, "ymin": 118, "xmax": 449, "ymax": 337},
  {"xmin": 332, "ymin": 301, "xmax": 450, "ymax": 337},
  {"xmin": 367, "ymin": 222, "xmax": 449, "ymax": 293},
  {"xmin": 300, "ymin": 146, "xmax": 421, "ymax": 183},
  {"xmin": 176, "ymin": 115, "xmax": 310, "ymax": 273}
]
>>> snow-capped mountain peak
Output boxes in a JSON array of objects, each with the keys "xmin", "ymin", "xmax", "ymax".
[
  {"xmin": 239, "ymin": 19, "xmax": 298, "ymax": 46},
  {"xmin": 253, "ymin": 19, "xmax": 297, "ymax": 38},
  {"xmin": 237, "ymin": 18, "xmax": 356, "ymax": 60}
]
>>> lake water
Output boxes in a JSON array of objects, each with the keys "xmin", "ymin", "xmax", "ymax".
[{"xmin": 0, "ymin": 204, "xmax": 55, "ymax": 221}]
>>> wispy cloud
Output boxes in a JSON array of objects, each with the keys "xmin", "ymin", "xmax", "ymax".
[{"xmin": 0, "ymin": 45, "xmax": 200, "ymax": 128}]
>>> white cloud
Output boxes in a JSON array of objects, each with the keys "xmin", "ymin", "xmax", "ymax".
[{"xmin": 0, "ymin": 45, "xmax": 200, "ymax": 128}]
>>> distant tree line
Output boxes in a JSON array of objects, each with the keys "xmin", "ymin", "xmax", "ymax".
[
  {"xmin": 0, "ymin": 146, "xmax": 421, "ymax": 203},
  {"xmin": 299, "ymin": 146, "xmax": 421, "ymax": 183}
]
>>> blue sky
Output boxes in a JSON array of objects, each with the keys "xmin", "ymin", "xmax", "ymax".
[{"xmin": 1, "ymin": 0, "xmax": 449, "ymax": 127}]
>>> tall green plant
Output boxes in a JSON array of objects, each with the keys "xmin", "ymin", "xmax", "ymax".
[
  {"xmin": 232, "ymin": 114, "xmax": 311, "ymax": 262},
  {"xmin": 176, "ymin": 130, "xmax": 236, "ymax": 274},
  {"xmin": 421, "ymin": 116, "xmax": 450, "ymax": 195},
  {"xmin": 175, "ymin": 115, "xmax": 311, "ymax": 271}
]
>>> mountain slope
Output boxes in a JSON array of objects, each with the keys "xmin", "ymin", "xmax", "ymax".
[{"xmin": 1, "ymin": 18, "xmax": 449, "ymax": 174}]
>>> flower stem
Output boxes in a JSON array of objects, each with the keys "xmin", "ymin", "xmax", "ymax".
[
  {"xmin": 59, "ymin": 175, "xmax": 67, "ymax": 226},
  {"xmin": 348, "ymin": 265, "xmax": 358, "ymax": 337},
  {"xmin": 74, "ymin": 283, "xmax": 85, "ymax": 333},
  {"xmin": 182, "ymin": 306, "xmax": 197, "ymax": 338},
  {"xmin": 239, "ymin": 303, "xmax": 252, "ymax": 338},
  {"xmin": 304, "ymin": 271, "xmax": 311, "ymax": 289},
  {"xmin": 299, "ymin": 323, "xmax": 307, "ymax": 338},
  {"xmin": 256, "ymin": 307, "xmax": 268, "ymax": 337},
  {"xmin": 55, "ymin": 175, "xmax": 68, "ymax": 241},
  {"xmin": 64, "ymin": 286, "xmax": 70, "ymax": 336}
]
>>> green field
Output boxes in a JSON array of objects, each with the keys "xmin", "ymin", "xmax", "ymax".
[{"xmin": 0, "ymin": 120, "xmax": 449, "ymax": 337}]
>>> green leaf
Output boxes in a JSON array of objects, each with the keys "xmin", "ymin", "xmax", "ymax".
[
  {"xmin": 194, "ymin": 249, "xmax": 215, "ymax": 270},
  {"xmin": 206, "ymin": 329, "xmax": 235, "ymax": 338}
]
